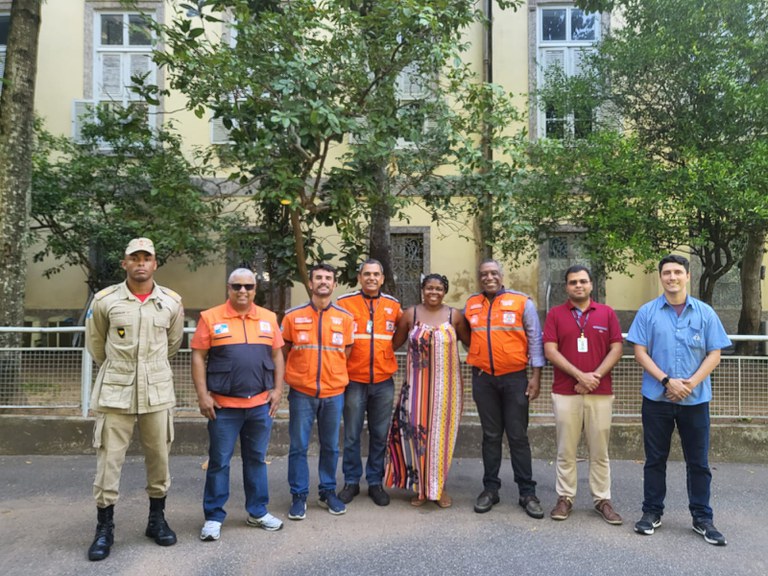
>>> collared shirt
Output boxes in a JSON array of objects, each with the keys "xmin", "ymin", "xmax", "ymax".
[
  {"xmin": 543, "ymin": 299, "xmax": 623, "ymax": 395},
  {"xmin": 627, "ymin": 294, "xmax": 731, "ymax": 405},
  {"xmin": 191, "ymin": 300, "xmax": 284, "ymax": 408},
  {"xmin": 86, "ymin": 281, "xmax": 184, "ymax": 414}
]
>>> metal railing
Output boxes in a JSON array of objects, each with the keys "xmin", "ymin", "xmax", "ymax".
[{"xmin": 1, "ymin": 326, "xmax": 766, "ymax": 420}]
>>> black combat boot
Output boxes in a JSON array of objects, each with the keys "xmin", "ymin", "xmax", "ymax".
[
  {"xmin": 87, "ymin": 505, "xmax": 114, "ymax": 561},
  {"xmin": 145, "ymin": 496, "xmax": 177, "ymax": 546}
]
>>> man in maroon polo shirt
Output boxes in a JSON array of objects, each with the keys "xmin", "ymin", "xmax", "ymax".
[{"xmin": 543, "ymin": 265, "xmax": 624, "ymax": 525}]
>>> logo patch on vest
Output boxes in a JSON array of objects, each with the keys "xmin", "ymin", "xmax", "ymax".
[
  {"xmin": 501, "ymin": 299, "xmax": 514, "ymax": 307},
  {"xmin": 259, "ymin": 321, "xmax": 272, "ymax": 333},
  {"xmin": 298, "ymin": 332, "xmax": 309, "ymax": 342},
  {"xmin": 214, "ymin": 323, "xmax": 229, "ymax": 335},
  {"xmin": 386, "ymin": 321, "xmax": 395, "ymax": 332},
  {"xmin": 332, "ymin": 332, "xmax": 345, "ymax": 346},
  {"xmin": 469, "ymin": 303, "xmax": 482, "ymax": 311},
  {"xmin": 331, "ymin": 317, "xmax": 343, "ymax": 325},
  {"xmin": 116, "ymin": 327, "xmax": 125, "ymax": 338},
  {"xmin": 503, "ymin": 312, "xmax": 516, "ymax": 325},
  {"xmin": 385, "ymin": 307, "xmax": 393, "ymax": 314}
]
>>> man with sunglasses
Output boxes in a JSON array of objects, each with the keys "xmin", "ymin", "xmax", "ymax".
[
  {"xmin": 543, "ymin": 265, "xmax": 624, "ymax": 525},
  {"xmin": 191, "ymin": 268, "xmax": 286, "ymax": 541}
]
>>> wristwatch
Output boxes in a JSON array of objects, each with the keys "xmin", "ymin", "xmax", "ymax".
[{"xmin": 660, "ymin": 376, "xmax": 670, "ymax": 388}]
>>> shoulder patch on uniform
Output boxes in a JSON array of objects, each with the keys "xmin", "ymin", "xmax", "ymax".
[
  {"xmin": 157, "ymin": 285, "xmax": 182, "ymax": 303},
  {"xmin": 381, "ymin": 293, "xmax": 400, "ymax": 304},
  {"xmin": 502, "ymin": 288, "xmax": 531, "ymax": 299},
  {"xmin": 93, "ymin": 284, "xmax": 120, "ymax": 301}
]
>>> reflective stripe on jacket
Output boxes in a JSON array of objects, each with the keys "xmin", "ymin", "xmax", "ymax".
[
  {"xmin": 336, "ymin": 291, "xmax": 402, "ymax": 384},
  {"xmin": 282, "ymin": 302, "xmax": 354, "ymax": 398},
  {"xmin": 464, "ymin": 289, "xmax": 529, "ymax": 376}
]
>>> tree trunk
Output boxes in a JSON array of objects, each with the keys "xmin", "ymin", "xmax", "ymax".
[
  {"xmin": 0, "ymin": 0, "xmax": 42, "ymax": 406},
  {"xmin": 736, "ymin": 230, "xmax": 766, "ymax": 355},
  {"xmin": 289, "ymin": 207, "xmax": 311, "ymax": 297},
  {"xmin": 368, "ymin": 162, "xmax": 395, "ymax": 295}
]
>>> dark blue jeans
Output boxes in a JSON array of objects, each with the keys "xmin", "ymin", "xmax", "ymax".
[
  {"xmin": 342, "ymin": 379, "xmax": 395, "ymax": 486},
  {"xmin": 288, "ymin": 388, "xmax": 344, "ymax": 496},
  {"xmin": 471, "ymin": 368, "xmax": 536, "ymax": 497},
  {"xmin": 641, "ymin": 397, "xmax": 713, "ymax": 521},
  {"xmin": 203, "ymin": 404, "xmax": 273, "ymax": 522}
]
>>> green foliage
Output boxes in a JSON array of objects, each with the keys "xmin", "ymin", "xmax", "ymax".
[
  {"xmin": 524, "ymin": 0, "xmax": 768, "ymax": 301},
  {"xmin": 139, "ymin": 0, "xmax": 525, "ymax": 288},
  {"xmin": 31, "ymin": 106, "xmax": 233, "ymax": 292}
]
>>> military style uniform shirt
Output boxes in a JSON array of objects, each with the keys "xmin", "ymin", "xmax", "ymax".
[{"xmin": 86, "ymin": 281, "xmax": 184, "ymax": 414}]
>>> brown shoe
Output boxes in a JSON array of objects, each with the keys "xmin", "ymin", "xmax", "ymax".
[
  {"xmin": 550, "ymin": 496, "xmax": 572, "ymax": 521},
  {"xmin": 595, "ymin": 499, "xmax": 623, "ymax": 525}
]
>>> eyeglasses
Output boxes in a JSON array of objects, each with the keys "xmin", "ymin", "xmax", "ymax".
[{"xmin": 229, "ymin": 283, "xmax": 255, "ymax": 291}]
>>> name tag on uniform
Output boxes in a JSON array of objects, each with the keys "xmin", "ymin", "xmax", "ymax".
[
  {"xmin": 503, "ymin": 312, "xmax": 516, "ymax": 325},
  {"xmin": 331, "ymin": 317, "xmax": 343, "ymax": 325},
  {"xmin": 332, "ymin": 332, "xmax": 345, "ymax": 346},
  {"xmin": 366, "ymin": 320, "xmax": 373, "ymax": 334},
  {"xmin": 386, "ymin": 321, "xmax": 395, "ymax": 332},
  {"xmin": 259, "ymin": 321, "xmax": 272, "ymax": 333},
  {"xmin": 577, "ymin": 336, "xmax": 588, "ymax": 353}
]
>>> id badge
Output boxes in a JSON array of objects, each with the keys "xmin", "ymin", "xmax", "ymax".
[
  {"xmin": 366, "ymin": 320, "xmax": 373, "ymax": 334},
  {"xmin": 577, "ymin": 336, "xmax": 588, "ymax": 353}
]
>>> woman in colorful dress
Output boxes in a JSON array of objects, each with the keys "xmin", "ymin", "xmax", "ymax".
[{"xmin": 385, "ymin": 274, "xmax": 470, "ymax": 507}]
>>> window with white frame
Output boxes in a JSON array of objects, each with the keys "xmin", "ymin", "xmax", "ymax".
[
  {"xmin": 536, "ymin": 5, "xmax": 600, "ymax": 139},
  {"xmin": 0, "ymin": 13, "xmax": 9, "ymax": 95},
  {"xmin": 74, "ymin": 11, "xmax": 157, "ymax": 142}
]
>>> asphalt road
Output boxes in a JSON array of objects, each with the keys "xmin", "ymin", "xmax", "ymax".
[{"xmin": 1, "ymin": 455, "xmax": 764, "ymax": 576}]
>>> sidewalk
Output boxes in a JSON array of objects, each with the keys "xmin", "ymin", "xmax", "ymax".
[{"xmin": 1, "ymin": 455, "xmax": 764, "ymax": 576}]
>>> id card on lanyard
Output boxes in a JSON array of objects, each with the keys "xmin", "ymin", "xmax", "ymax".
[{"xmin": 572, "ymin": 308, "xmax": 590, "ymax": 353}]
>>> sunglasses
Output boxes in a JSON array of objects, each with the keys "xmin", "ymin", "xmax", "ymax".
[{"xmin": 229, "ymin": 283, "xmax": 255, "ymax": 291}]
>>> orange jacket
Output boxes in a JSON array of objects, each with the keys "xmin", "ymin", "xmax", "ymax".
[
  {"xmin": 281, "ymin": 302, "xmax": 354, "ymax": 398},
  {"xmin": 336, "ymin": 291, "xmax": 402, "ymax": 384},
  {"xmin": 464, "ymin": 290, "xmax": 530, "ymax": 376}
]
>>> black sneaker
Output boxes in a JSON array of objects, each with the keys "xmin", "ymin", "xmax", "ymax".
[
  {"xmin": 474, "ymin": 490, "xmax": 500, "ymax": 514},
  {"xmin": 692, "ymin": 520, "xmax": 727, "ymax": 546},
  {"xmin": 368, "ymin": 485, "xmax": 390, "ymax": 507},
  {"xmin": 338, "ymin": 483, "xmax": 360, "ymax": 504},
  {"xmin": 634, "ymin": 512, "xmax": 662, "ymax": 535}
]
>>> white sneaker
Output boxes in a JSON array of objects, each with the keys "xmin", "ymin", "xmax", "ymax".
[
  {"xmin": 247, "ymin": 512, "xmax": 284, "ymax": 532},
  {"xmin": 200, "ymin": 520, "xmax": 222, "ymax": 541}
]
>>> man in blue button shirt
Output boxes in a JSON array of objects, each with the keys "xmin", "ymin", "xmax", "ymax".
[{"xmin": 627, "ymin": 254, "xmax": 731, "ymax": 546}]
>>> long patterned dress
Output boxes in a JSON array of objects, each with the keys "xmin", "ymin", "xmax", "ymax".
[{"xmin": 385, "ymin": 308, "xmax": 463, "ymax": 501}]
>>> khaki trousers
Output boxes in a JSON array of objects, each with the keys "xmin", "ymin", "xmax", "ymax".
[
  {"xmin": 92, "ymin": 410, "xmax": 174, "ymax": 507},
  {"xmin": 551, "ymin": 393, "xmax": 614, "ymax": 503}
]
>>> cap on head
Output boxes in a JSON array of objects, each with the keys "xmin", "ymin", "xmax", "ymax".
[{"xmin": 125, "ymin": 237, "xmax": 155, "ymax": 256}]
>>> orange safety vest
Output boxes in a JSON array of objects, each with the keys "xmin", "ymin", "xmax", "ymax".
[
  {"xmin": 336, "ymin": 291, "xmax": 402, "ymax": 384},
  {"xmin": 464, "ymin": 289, "xmax": 530, "ymax": 376},
  {"xmin": 282, "ymin": 302, "xmax": 354, "ymax": 398}
]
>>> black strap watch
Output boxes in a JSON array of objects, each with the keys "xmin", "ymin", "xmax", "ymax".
[{"xmin": 660, "ymin": 376, "xmax": 670, "ymax": 388}]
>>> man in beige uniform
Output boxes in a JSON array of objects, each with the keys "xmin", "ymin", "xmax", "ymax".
[{"xmin": 85, "ymin": 238, "xmax": 184, "ymax": 561}]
